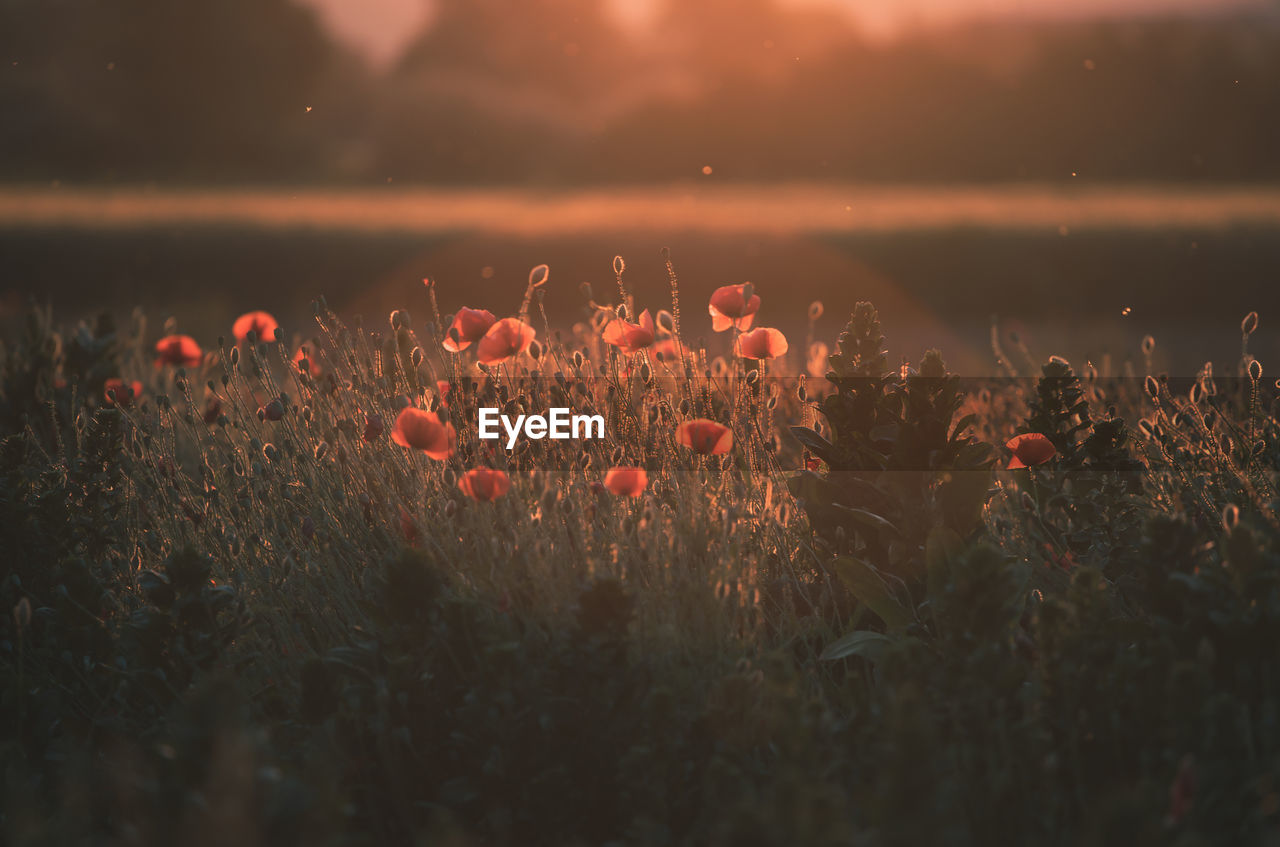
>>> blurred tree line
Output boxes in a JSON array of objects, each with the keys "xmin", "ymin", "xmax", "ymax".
[{"xmin": 3, "ymin": 0, "xmax": 1280, "ymax": 184}]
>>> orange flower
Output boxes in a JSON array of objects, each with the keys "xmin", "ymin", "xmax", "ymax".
[
  {"xmin": 603, "ymin": 467, "xmax": 648, "ymax": 496},
  {"xmin": 103, "ymin": 378, "xmax": 143, "ymax": 407},
  {"xmin": 708, "ymin": 283, "xmax": 761, "ymax": 332},
  {"xmin": 476, "ymin": 318, "xmax": 536, "ymax": 365},
  {"xmin": 459, "ymin": 468, "xmax": 511, "ymax": 502},
  {"xmin": 602, "ymin": 310, "xmax": 656, "ymax": 354},
  {"xmin": 1006, "ymin": 433, "xmax": 1056, "ymax": 469},
  {"xmin": 735, "ymin": 327, "xmax": 789, "ymax": 360},
  {"xmin": 154, "ymin": 335, "xmax": 203, "ymax": 368},
  {"xmin": 676, "ymin": 419, "xmax": 733, "ymax": 455},
  {"xmin": 233, "ymin": 310, "xmax": 280, "ymax": 343},
  {"xmin": 294, "ymin": 344, "xmax": 323, "ymax": 376},
  {"xmin": 442, "ymin": 307, "xmax": 497, "ymax": 352},
  {"xmin": 391, "ymin": 407, "xmax": 455, "ymax": 460}
]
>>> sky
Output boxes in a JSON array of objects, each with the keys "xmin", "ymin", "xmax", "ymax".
[{"xmin": 298, "ymin": 0, "xmax": 1268, "ymax": 66}]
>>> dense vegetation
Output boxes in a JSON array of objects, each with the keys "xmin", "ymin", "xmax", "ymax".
[{"xmin": 2, "ymin": 257, "xmax": 1278, "ymax": 845}]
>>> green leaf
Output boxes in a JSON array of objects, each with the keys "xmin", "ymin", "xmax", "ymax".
[
  {"xmin": 833, "ymin": 556, "xmax": 913, "ymax": 631},
  {"xmin": 836, "ymin": 506, "xmax": 902, "ymax": 538},
  {"xmin": 820, "ymin": 629, "xmax": 894, "ymax": 662},
  {"xmin": 789, "ymin": 425, "xmax": 833, "ymax": 455},
  {"xmin": 926, "ymin": 525, "xmax": 963, "ymax": 603}
]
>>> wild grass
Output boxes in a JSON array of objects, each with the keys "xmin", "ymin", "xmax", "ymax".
[{"xmin": 2, "ymin": 254, "xmax": 1279, "ymax": 846}]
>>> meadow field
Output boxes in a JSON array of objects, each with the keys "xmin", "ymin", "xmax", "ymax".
[
  {"xmin": 3, "ymin": 212, "xmax": 1280, "ymax": 843},
  {"xmin": 4, "ymin": 185, "xmax": 1280, "ymax": 376}
]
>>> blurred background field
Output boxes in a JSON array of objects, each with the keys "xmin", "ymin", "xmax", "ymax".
[{"xmin": 4, "ymin": 0, "xmax": 1280, "ymax": 372}]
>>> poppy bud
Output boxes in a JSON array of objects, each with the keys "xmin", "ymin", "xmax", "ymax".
[
  {"xmin": 230, "ymin": 347, "xmax": 240, "ymax": 366},
  {"xmin": 1141, "ymin": 335, "xmax": 1155, "ymax": 355},
  {"xmin": 259, "ymin": 398, "xmax": 285, "ymax": 422},
  {"xmin": 1242, "ymin": 311, "xmax": 1258, "ymax": 335},
  {"xmin": 1222, "ymin": 503, "xmax": 1240, "ymax": 532},
  {"xmin": 314, "ymin": 441, "xmax": 328, "ymax": 461},
  {"xmin": 262, "ymin": 443, "xmax": 277, "ymax": 462},
  {"xmin": 411, "ymin": 346, "xmax": 424, "ymax": 368},
  {"xmin": 301, "ymin": 515, "xmax": 316, "ymax": 539},
  {"xmin": 1144, "ymin": 375, "xmax": 1159, "ymax": 398},
  {"xmin": 529, "ymin": 263, "xmax": 549, "ymax": 288},
  {"xmin": 13, "ymin": 596, "xmax": 31, "ymax": 632},
  {"xmin": 1248, "ymin": 359, "xmax": 1263, "ymax": 382}
]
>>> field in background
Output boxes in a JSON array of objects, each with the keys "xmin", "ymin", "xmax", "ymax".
[{"xmin": 2, "ymin": 185, "xmax": 1278, "ymax": 376}]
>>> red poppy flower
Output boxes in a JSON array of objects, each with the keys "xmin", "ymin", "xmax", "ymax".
[
  {"xmin": 476, "ymin": 318, "xmax": 536, "ymax": 365},
  {"xmin": 459, "ymin": 468, "xmax": 511, "ymax": 502},
  {"xmin": 603, "ymin": 467, "xmax": 648, "ymax": 497},
  {"xmin": 1043, "ymin": 543, "xmax": 1077, "ymax": 571},
  {"xmin": 442, "ymin": 307, "xmax": 497, "ymax": 353},
  {"xmin": 602, "ymin": 310, "xmax": 656, "ymax": 354},
  {"xmin": 233, "ymin": 310, "xmax": 280, "ymax": 343},
  {"xmin": 391, "ymin": 407, "xmax": 455, "ymax": 460},
  {"xmin": 676, "ymin": 419, "xmax": 733, "ymax": 455},
  {"xmin": 708, "ymin": 283, "xmax": 761, "ymax": 332},
  {"xmin": 294, "ymin": 344, "xmax": 322, "ymax": 376},
  {"xmin": 735, "ymin": 327, "xmax": 789, "ymax": 360},
  {"xmin": 399, "ymin": 506, "xmax": 421, "ymax": 547},
  {"xmin": 154, "ymin": 335, "xmax": 203, "ymax": 368},
  {"xmin": 1006, "ymin": 433, "xmax": 1056, "ymax": 469},
  {"xmin": 103, "ymin": 378, "xmax": 143, "ymax": 407}
]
